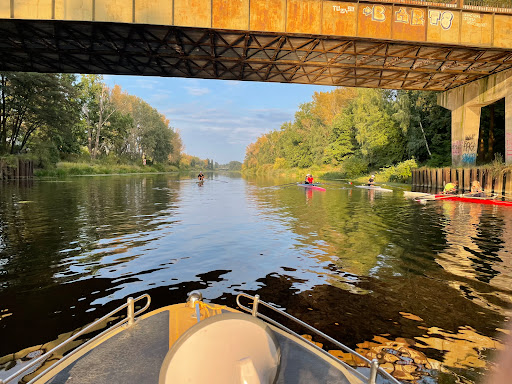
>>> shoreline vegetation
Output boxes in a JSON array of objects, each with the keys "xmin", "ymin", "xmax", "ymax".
[
  {"xmin": 242, "ymin": 160, "xmax": 417, "ymax": 184},
  {"xmin": 33, "ymin": 161, "xmax": 179, "ymax": 177},
  {"xmin": 0, "ymin": 73, "xmax": 244, "ymax": 178},
  {"xmin": 32, "ymin": 161, "xmax": 243, "ymax": 177},
  {"xmin": 242, "ymin": 87, "xmax": 506, "ymax": 183}
]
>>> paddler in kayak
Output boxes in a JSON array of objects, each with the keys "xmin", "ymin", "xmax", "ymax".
[
  {"xmin": 470, "ymin": 180, "xmax": 484, "ymax": 197},
  {"xmin": 443, "ymin": 180, "xmax": 458, "ymax": 194},
  {"xmin": 304, "ymin": 174, "xmax": 314, "ymax": 184},
  {"xmin": 368, "ymin": 174, "xmax": 375, "ymax": 186},
  {"xmin": 198, "ymin": 171, "xmax": 205, "ymax": 181}
]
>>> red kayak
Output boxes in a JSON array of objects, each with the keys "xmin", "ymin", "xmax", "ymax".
[
  {"xmin": 433, "ymin": 194, "xmax": 512, "ymax": 206},
  {"xmin": 297, "ymin": 183, "xmax": 326, "ymax": 192}
]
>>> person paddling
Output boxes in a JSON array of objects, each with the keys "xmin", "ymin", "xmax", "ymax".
[
  {"xmin": 470, "ymin": 180, "xmax": 484, "ymax": 197},
  {"xmin": 368, "ymin": 174, "xmax": 375, "ymax": 186},
  {"xmin": 304, "ymin": 174, "xmax": 314, "ymax": 185},
  {"xmin": 443, "ymin": 180, "xmax": 458, "ymax": 195},
  {"xmin": 198, "ymin": 171, "xmax": 205, "ymax": 181}
]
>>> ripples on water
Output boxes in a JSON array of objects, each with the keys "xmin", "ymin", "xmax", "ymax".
[{"xmin": 0, "ymin": 174, "xmax": 511, "ymax": 383}]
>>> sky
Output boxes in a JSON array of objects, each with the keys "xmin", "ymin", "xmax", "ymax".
[{"xmin": 103, "ymin": 75, "xmax": 328, "ymax": 164}]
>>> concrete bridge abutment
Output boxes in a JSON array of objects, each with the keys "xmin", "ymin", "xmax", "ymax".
[{"xmin": 438, "ymin": 68, "xmax": 512, "ymax": 166}]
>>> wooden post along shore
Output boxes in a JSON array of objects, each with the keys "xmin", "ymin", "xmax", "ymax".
[
  {"xmin": 0, "ymin": 159, "xmax": 34, "ymax": 180},
  {"xmin": 412, "ymin": 167, "xmax": 512, "ymax": 194}
]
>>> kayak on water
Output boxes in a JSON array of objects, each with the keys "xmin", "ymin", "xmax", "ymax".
[
  {"xmin": 403, "ymin": 191, "xmax": 432, "ymax": 198},
  {"xmin": 297, "ymin": 183, "xmax": 326, "ymax": 192},
  {"xmin": 432, "ymin": 194, "xmax": 512, "ymax": 206},
  {"xmin": 355, "ymin": 185, "xmax": 393, "ymax": 192},
  {"xmin": 405, "ymin": 191, "xmax": 512, "ymax": 206}
]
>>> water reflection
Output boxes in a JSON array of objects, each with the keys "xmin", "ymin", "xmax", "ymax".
[{"xmin": 0, "ymin": 174, "xmax": 511, "ymax": 383}]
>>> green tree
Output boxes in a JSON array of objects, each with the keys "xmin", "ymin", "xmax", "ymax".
[
  {"xmin": 109, "ymin": 86, "xmax": 180, "ymax": 164},
  {"xmin": 0, "ymin": 72, "xmax": 81, "ymax": 155},
  {"xmin": 228, "ymin": 161, "xmax": 242, "ymax": 171},
  {"xmin": 139, "ymin": 111, "xmax": 174, "ymax": 163},
  {"xmin": 323, "ymin": 108, "xmax": 357, "ymax": 165},
  {"xmin": 80, "ymin": 75, "xmax": 116, "ymax": 159},
  {"xmin": 394, "ymin": 90, "xmax": 451, "ymax": 165},
  {"xmin": 352, "ymin": 89, "xmax": 404, "ymax": 167}
]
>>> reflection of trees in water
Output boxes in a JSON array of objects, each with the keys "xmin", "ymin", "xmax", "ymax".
[
  {"xmin": 248, "ymin": 185, "xmax": 391, "ymax": 277},
  {"xmin": 330, "ymin": 336, "xmax": 433, "ymax": 382},
  {"xmin": 0, "ymin": 176, "xmax": 181, "ymax": 357},
  {"xmin": 415, "ymin": 326, "xmax": 502, "ymax": 378},
  {"xmin": 236, "ymin": 181, "xmax": 512, "ymax": 383},
  {"xmin": 0, "ymin": 176, "xmax": 180, "ymax": 291},
  {"xmin": 436, "ymin": 202, "xmax": 512, "ymax": 314},
  {"xmin": 248, "ymin": 184, "xmax": 450, "ymax": 280},
  {"xmin": 226, "ymin": 273, "xmax": 505, "ymax": 383},
  {"xmin": 472, "ymin": 211, "xmax": 505, "ymax": 283}
]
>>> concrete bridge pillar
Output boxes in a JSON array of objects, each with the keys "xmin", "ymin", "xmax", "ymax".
[
  {"xmin": 438, "ymin": 67, "xmax": 512, "ymax": 166},
  {"xmin": 507, "ymin": 95, "xmax": 512, "ymax": 162}
]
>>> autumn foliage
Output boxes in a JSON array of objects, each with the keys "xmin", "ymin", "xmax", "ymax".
[{"xmin": 243, "ymin": 87, "xmax": 451, "ymax": 176}]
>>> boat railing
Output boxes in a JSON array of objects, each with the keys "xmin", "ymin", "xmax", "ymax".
[
  {"xmin": 0, "ymin": 294, "xmax": 151, "ymax": 384},
  {"xmin": 236, "ymin": 293, "xmax": 401, "ymax": 384}
]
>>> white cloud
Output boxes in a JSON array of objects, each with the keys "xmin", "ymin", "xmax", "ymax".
[
  {"xmin": 165, "ymin": 103, "xmax": 294, "ymax": 160},
  {"xmin": 185, "ymin": 86, "xmax": 211, "ymax": 96},
  {"xmin": 150, "ymin": 92, "xmax": 172, "ymax": 104},
  {"xmin": 135, "ymin": 79, "xmax": 161, "ymax": 89}
]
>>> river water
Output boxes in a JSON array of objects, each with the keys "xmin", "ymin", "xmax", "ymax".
[{"xmin": 0, "ymin": 174, "xmax": 510, "ymax": 383}]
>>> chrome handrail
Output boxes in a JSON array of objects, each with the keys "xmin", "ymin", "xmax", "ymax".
[
  {"xmin": 0, "ymin": 294, "xmax": 151, "ymax": 384},
  {"xmin": 236, "ymin": 293, "xmax": 401, "ymax": 384}
]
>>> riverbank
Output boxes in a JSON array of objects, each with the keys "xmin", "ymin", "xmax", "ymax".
[
  {"xmin": 34, "ymin": 161, "xmax": 180, "ymax": 177},
  {"xmin": 242, "ymin": 159, "xmax": 418, "ymax": 184}
]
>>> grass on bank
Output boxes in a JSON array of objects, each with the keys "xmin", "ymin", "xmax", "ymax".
[
  {"xmin": 34, "ymin": 161, "xmax": 179, "ymax": 177},
  {"xmin": 243, "ymin": 159, "xmax": 418, "ymax": 184}
]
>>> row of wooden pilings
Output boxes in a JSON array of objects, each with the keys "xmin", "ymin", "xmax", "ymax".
[
  {"xmin": 412, "ymin": 167, "xmax": 512, "ymax": 194},
  {"xmin": 0, "ymin": 159, "xmax": 34, "ymax": 179}
]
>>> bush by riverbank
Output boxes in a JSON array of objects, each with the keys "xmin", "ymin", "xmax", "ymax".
[
  {"xmin": 243, "ymin": 165, "xmax": 342, "ymax": 180},
  {"xmin": 243, "ymin": 159, "xmax": 418, "ymax": 183},
  {"xmin": 34, "ymin": 161, "xmax": 179, "ymax": 177}
]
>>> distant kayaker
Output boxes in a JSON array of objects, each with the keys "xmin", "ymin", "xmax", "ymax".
[
  {"xmin": 443, "ymin": 180, "xmax": 458, "ymax": 194},
  {"xmin": 304, "ymin": 174, "xmax": 314, "ymax": 184},
  {"xmin": 198, "ymin": 172, "xmax": 204, "ymax": 181},
  {"xmin": 470, "ymin": 180, "xmax": 484, "ymax": 197},
  {"xmin": 368, "ymin": 174, "xmax": 375, "ymax": 186}
]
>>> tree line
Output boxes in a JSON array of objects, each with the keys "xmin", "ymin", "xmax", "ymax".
[
  {"xmin": 243, "ymin": 88, "xmax": 451, "ymax": 177},
  {"xmin": 179, "ymin": 156, "xmax": 242, "ymax": 171},
  {"xmin": 0, "ymin": 72, "xmax": 185, "ymax": 168}
]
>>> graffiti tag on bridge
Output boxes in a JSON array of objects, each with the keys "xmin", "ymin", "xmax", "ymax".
[
  {"xmin": 395, "ymin": 7, "xmax": 425, "ymax": 26},
  {"xmin": 332, "ymin": 5, "xmax": 355, "ymax": 14},
  {"xmin": 461, "ymin": 134, "xmax": 477, "ymax": 164},
  {"xmin": 462, "ymin": 153, "xmax": 476, "ymax": 164},
  {"xmin": 363, "ymin": 5, "xmax": 386, "ymax": 22},
  {"xmin": 428, "ymin": 10, "xmax": 453, "ymax": 30},
  {"xmin": 463, "ymin": 139, "xmax": 476, "ymax": 153},
  {"xmin": 452, "ymin": 140, "xmax": 462, "ymax": 156},
  {"xmin": 506, "ymin": 132, "xmax": 512, "ymax": 161}
]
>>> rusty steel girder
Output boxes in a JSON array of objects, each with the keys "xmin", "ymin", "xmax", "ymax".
[{"xmin": 0, "ymin": 19, "xmax": 511, "ymax": 90}]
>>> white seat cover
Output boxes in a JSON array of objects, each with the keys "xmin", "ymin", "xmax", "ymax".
[{"xmin": 159, "ymin": 312, "xmax": 280, "ymax": 384}]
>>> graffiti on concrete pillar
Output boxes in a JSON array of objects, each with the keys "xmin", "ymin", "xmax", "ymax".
[
  {"xmin": 506, "ymin": 132, "xmax": 512, "ymax": 161},
  {"xmin": 463, "ymin": 134, "xmax": 476, "ymax": 152},
  {"xmin": 462, "ymin": 153, "xmax": 476, "ymax": 164},
  {"xmin": 452, "ymin": 140, "xmax": 462, "ymax": 156},
  {"xmin": 461, "ymin": 134, "xmax": 477, "ymax": 164}
]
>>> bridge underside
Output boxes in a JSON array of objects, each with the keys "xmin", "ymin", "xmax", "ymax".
[{"xmin": 1, "ymin": 19, "xmax": 512, "ymax": 91}]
